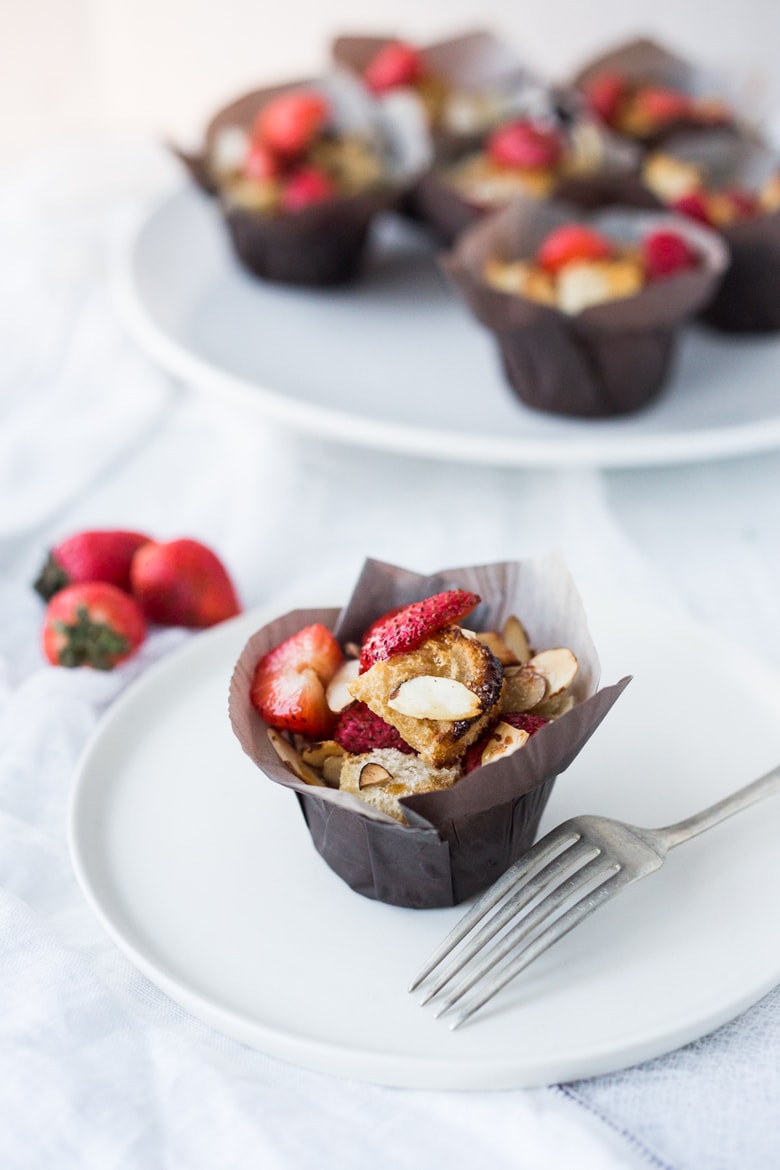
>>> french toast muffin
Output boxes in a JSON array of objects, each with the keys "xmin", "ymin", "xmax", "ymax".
[
  {"xmin": 442, "ymin": 196, "xmax": 728, "ymax": 417},
  {"xmin": 229, "ymin": 557, "xmax": 630, "ymax": 907}
]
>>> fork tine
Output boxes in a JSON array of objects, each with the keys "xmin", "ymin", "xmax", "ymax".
[
  {"xmin": 446, "ymin": 864, "xmax": 633, "ymax": 1030},
  {"xmin": 409, "ymin": 824, "xmax": 583, "ymax": 992},
  {"xmin": 418, "ymin": 835, "xmax": 600, "ymax": 1006},
  {"xmin": 432, "ymin": 854, "xmax": 620, "ymax": 1019}
]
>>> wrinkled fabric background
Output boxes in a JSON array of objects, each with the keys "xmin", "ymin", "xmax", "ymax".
[{"xmin": 1, "ymin": 139, "xmax": 779, "ymax": 1170}]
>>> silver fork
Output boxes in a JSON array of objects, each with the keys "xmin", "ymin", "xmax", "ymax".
[{"xmin": 411, "ymin": 762, "xmax": 780, "ymax": 1029}]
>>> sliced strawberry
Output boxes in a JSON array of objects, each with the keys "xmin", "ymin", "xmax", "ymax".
[
  {"xmin": 671, "ymin": 191, "xmax": 714, "ymax": 226},
  {"xmin": 723, "ymin": 186, "xmax": 760, "ymax": 220},
  {"xmin": 254, "ymin": 90, "xmax": 329, "ymax": 159},
  {"xmin": 42, "ymin": 582, "xmax": 146, "ymax": 670},
  {"xmin": 34, "ymin": 529, "xmax": 151, "ymax": 601},
  {"xmin": 642, "ymin": 229, "xmax": 699, "ymax": 279},
  {"xmin": 359, "ymin": 589, "xmax": 480, "ymax": 671},
  {"xmin": 463, "ymin": 711, "xmax": 549, "ymax": 773},
  {"xmin": 333, "ymin": 701, "xmax": 414, "ymax": 754},
  {"xmin": 244, "ymin": 140, "xmax": 282, "ymax": 182},
  {"xmin": 536, "ymin": 224, "xmax": 614, "ymax": 274},
  {"xmin": 251, "ymin": 623, "xmax": 344, "ymax": 737},
  {"xmin": 584, "ymin": 72, "xmax": 628, "ymax": 125},
  {"xmin": 632, "ymin": 85, "xmax": 692, "ymax": 127},
  {"xmin": 364, "ymin": 40, "xmax": 424, "ymax": 94},
  {"xmin": 487, "ymin": 120, "xmax": 563, "ymax": 170},
  {"xmin": 281, "ymin": 166, "xmax": 337, "ymax": 212}
]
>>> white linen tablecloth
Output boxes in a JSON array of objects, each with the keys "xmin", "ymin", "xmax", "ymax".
[{"xmin": 2, "ymin": 138, "xmax": 780, "ymax": 1170}]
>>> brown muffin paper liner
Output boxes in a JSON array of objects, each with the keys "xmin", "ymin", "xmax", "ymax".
[
  {"xmin": 571, "ymin": 37, "xmax": 747, "ymax": 148},
  {"xmin": 441, "ymin": 196, "xmax": 729, "ymax": 417},
  {"xmin": 229, "ymin": 555, "xmax": 630, "ymax": 909},
  {"xmin": 639, "ymin": 130, "xmax": 780, "ymax": 333},
  {"xmin": 174, "ymin": 73, "xmax": 428, "ymax": 287}
]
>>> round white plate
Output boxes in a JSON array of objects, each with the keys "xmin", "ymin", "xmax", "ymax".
[
  {"xmin": 68, "ymin": 584, "xmax": 780, "ymax": 1089},
  {"xmin": 114, "ymin": 184, "xmax": 780, "ymax": 470}
]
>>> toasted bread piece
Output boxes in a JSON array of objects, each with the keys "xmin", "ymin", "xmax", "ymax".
[
  {"xmin": 347, "ymin": 628, "xmax": 504, "ymax": 767},
  {"xmin": 340, "ymin": 748, "xmax": 461, "ymax": 823}
]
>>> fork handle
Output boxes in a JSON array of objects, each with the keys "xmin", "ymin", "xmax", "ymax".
[{"xmin": 659, "ymin": 762, "xmax": 780, "ymax": 850}]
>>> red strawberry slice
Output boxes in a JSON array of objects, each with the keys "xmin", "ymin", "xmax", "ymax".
[
  {"xmin": 642, "ymin": 229, "xmax": 699, "ymax": 279},
  {"xmin": 130, "ymin": 538, "xmax": 241, "ymax": 628},
  {"xmin": 671, "ymin": 191, "xmax": 713, "ymax": 226},
  {"xmin": 487, "ymin": 120, "xmax": 563, "ymax": 170},
  {"xmin": 251, "ymin": 623, "xmax": 344, "ymax": 737},
  {"xmin": 42, "ymin": 582, "xmax": 146, "ymax": 670},
  {"xmin": 723, "ymin": 186, "xmax": 760, "ymax": 220},
  {"xmin": 584, "ymin": 72, "xmax": 628, "ymax": 125},
  {"xmin": 333, "ymin": 702, "xmax": 414, "ymax": 754},
  {"xmin": 244, "ymin": 140, "xmax": 282, "ymax": 182},
  {"xmin": 359, "ymin": 589, "xmax": 481, "ymax": 672},
  {"xmin": 464, "ymin": 711, "xmax": 549, "ymax": 773},
  {"xmin": 281, "ymin": 166, "xmax": 337, "ymax": 212},
  {"xmin": 364, "ymin": 40, "xmax": 424, "ymax": 94},
  {"xmin": 633, "ymin": 85, "xmax": 692, "ymax": 127},
  {"xmin": 254, "ymin": 91, "xmax": 329, "ymax": 159},
  {"xmin": 34, "ymin": 529, "xmax": 151, "ymax": 601},
  {"xmin": 536, "ymin": 224, "xmax": 613, "ymax": 274}
]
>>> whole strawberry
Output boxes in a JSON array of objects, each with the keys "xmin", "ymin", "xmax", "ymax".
[
  {"xmin": 43, "ymin": 582, "xmax": 146, "ymax": 669},
  {"xmin": 130, "ymin": 538, "xmax": 241, "ymax": 628},
  {"xmin": 34, "ymin": 529, "xmax": 151, "ymax": 601}
]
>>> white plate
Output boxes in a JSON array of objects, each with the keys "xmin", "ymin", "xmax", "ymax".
[
  {"xmin": 68, "ymin": 583, "xmax": 780, "ymax": 1089},
  {"xmin": 114, "ymin": 184, "xmax": 780, "ymax": 470}
]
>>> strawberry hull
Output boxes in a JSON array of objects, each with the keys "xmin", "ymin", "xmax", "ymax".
[{"xmin": 229, "ymin": 556, "xmax": 630, "ymax": 909}]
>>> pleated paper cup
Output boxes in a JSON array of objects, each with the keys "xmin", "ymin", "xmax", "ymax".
[
  {"xmin": 441, "ymin": 196, "xmax": 728, "ymax": 418},
  {"xmin": 229, "ymin": 556, "xmax": 630, "ymax": 909},
  {"xmin": 175, "ymin": 72, "xmax": 429, "ymax": 287},
  {"xmin": 639, "ymin": 130, "xmax": 780, "ymax": 333}
]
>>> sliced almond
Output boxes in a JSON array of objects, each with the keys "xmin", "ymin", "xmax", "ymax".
[
  {"xmin": 481, "ymin": 722, "xmax": 530, "ymax": 766},
  {"xmin": 502, "ymin": 664, "xmax": 547, "ymax": 712},
  {"xmin": 267, "ymin": 729, "xmax": 324, "ymax": 786},
  {"xmin": 301, "ymin": 739, "xmax": 345, "ymax": 768},
  {"xmin": 388, "ymin": 675, "xmax": 482, "ymax": 721},
  {"xmin": 359, "ymin": 762, "xmax": 392, "ymax": 789},
  {"xmin": 534, "ymin": 692, "xmax": 576, "ymax": 719},
  {"xmin": 501, "ymin": 615, "xmax": 532, "ymax": 664},
  {"xmin": 528, "ymin": 647, "xmax": 578, "ymax": 697},
  {"xmin": 326, "ymin": 658, "xmax": 360, "ymax": 712},
  {"xmin": 474, "ymin": 629, "xmax": 518, "ymax": 665},
  {"xmin": 344, "ymin": 641, "xmax": 361, "ymax": 660}
]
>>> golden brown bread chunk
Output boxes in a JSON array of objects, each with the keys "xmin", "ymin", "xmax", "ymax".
[
  {"xmin": 347, "ymin": 628, "xmax": 504, "ymax": 767},
  {"xmin": 339, "ymin": 748, "xmax": 461, "ymax": 823}
]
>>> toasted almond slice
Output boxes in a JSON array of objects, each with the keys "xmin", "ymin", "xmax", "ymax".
[
  {"xmin": 528, "ymin": 647, "xmax": 578, "ymax": 697},
  {"xmin": 388, "ymin": 675, "xmax": 482, "ymax": 721},
  {"xmin": 322, "ymin": 755, "xmax": 345, "ymax": 786},
  {"xmin": 344, "ymin": 641, "xmax": 361, "ymax": 660},
  {"xmin": 326, "ymin": 658, "xmax": 361, "ymax": 712},
  {"xmin": 301, "ymin": 739, "xmax": 345, "ymax": 767},
  {"xmin": 502, "ymin": 664, "xmax": 547, "ymax": 712},
  {"xmin": 501, "ymin": 615, "xmax": 532, "ymax": 664},
  {"xmin": 481, "ymin": 721, "xmax": 530, "ymax": 765},
  {"xmin": 267, "ymin": 729, "xmax": 324, "ymax": 786},
  {"xmin": 474, "ymin": 630, "xmax": 518, "ymax": 665},
  {"xmin": 534, "ymin": 692, "xmax": 576, "ymax": 719},
  {"xmin": 359, "ymin": 762, "xmax": 392, "ymax": 789}
]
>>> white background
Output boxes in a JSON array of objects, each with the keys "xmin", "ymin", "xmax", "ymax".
[{"xmin": 2, "ymin": 1, "xmax": 780, "ymax": 159}]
